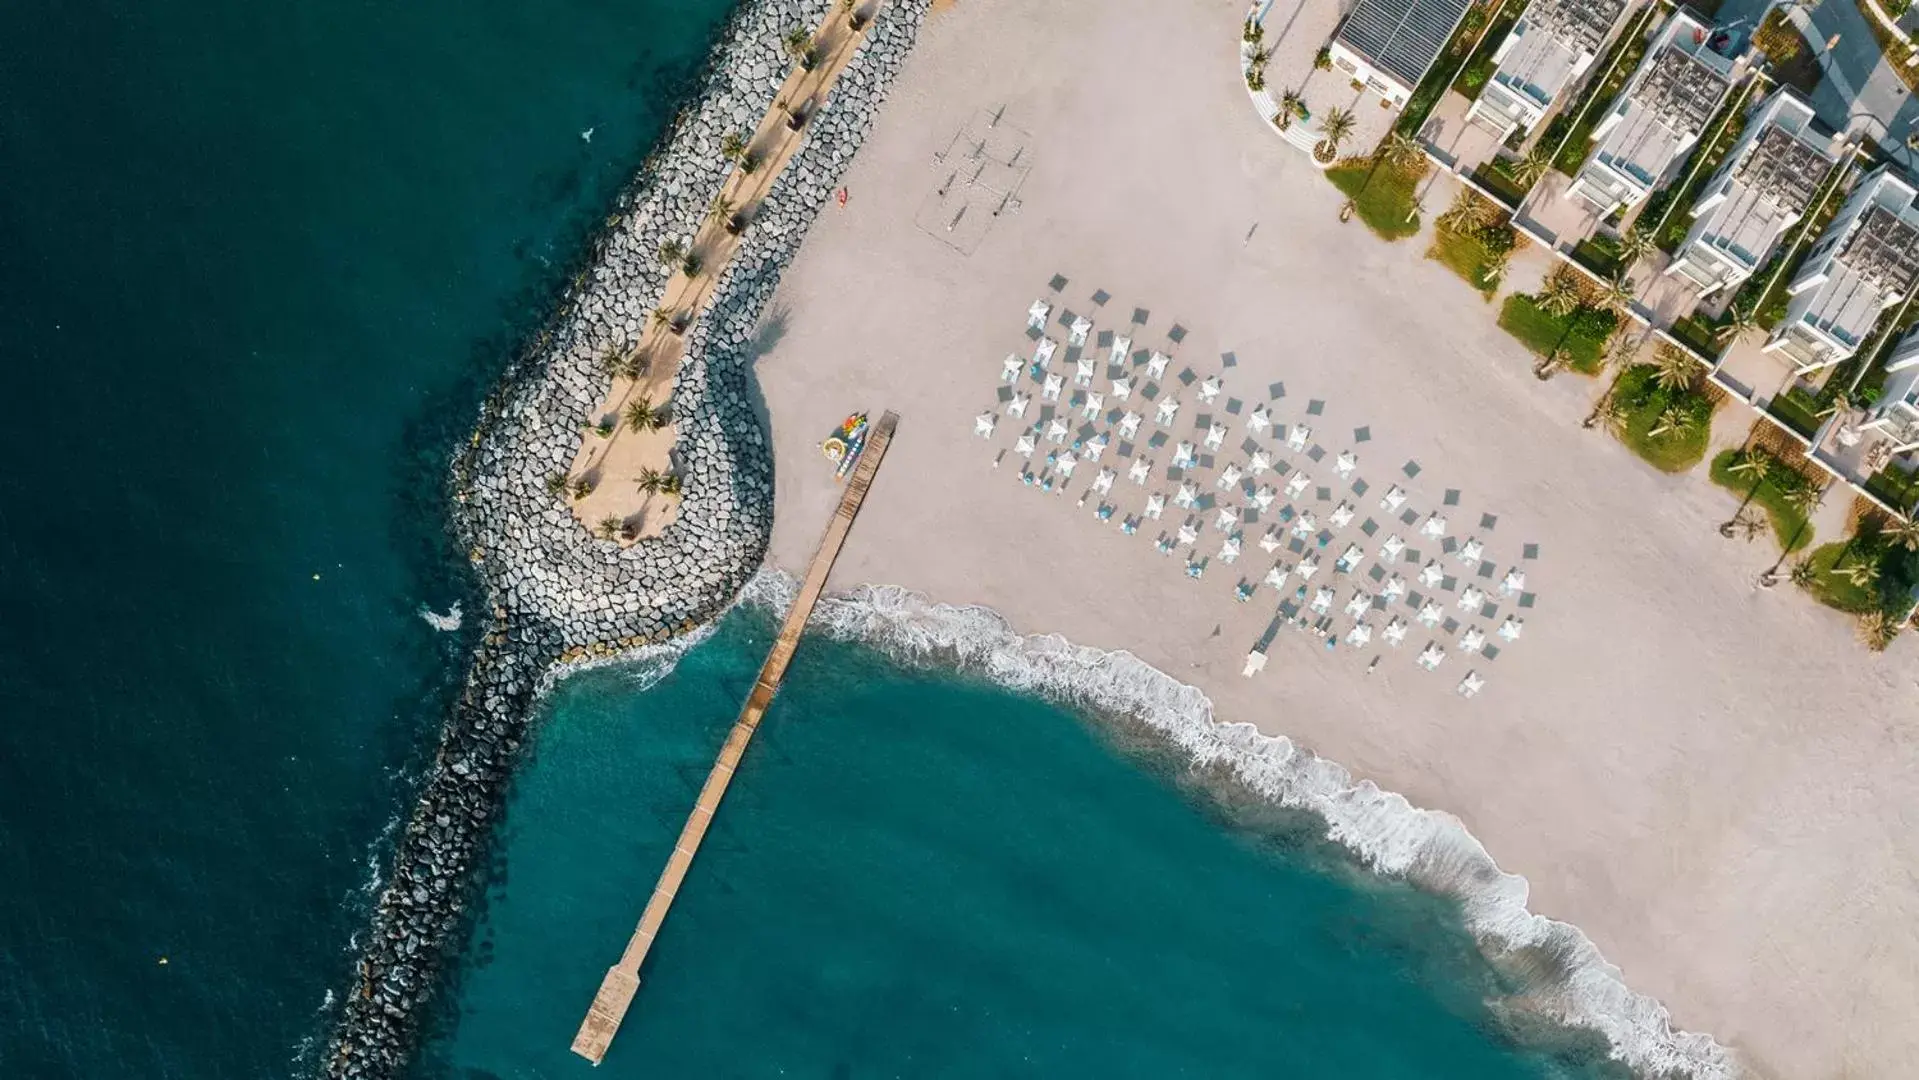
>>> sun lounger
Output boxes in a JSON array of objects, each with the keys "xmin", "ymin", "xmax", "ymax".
[
  {"xmin": 1156, "ymin": 536, "xmax": 1175, "ymax": 555},
  {"xmin": 1236, "ymin": 582, "xmax": 1255, "ymax": 602},
  {"xmin": 1186, "ymin": 559, "xmax": 1204, "ymax": 579}
]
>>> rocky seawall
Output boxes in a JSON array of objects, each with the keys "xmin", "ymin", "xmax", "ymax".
[{"xmin": 320, "ymin": 1, "xmax": 930, "ymax": 1076}]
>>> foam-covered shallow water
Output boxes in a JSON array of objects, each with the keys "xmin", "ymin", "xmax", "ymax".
[{"xmin": 419, "ymin": 584, "xmax": 1653, "ymax": 1078}]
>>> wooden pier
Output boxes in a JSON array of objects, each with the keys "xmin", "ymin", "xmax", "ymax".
[{"xmin": 570, "ymin": 410, "xmax": 899, "ymax": 1066}]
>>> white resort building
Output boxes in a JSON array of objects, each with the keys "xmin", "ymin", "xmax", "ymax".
[
  {"xmin": 1567, "ymin": 11, "xmax": 1739, "ymax": 216},
  {"xmin": 1860, "ymin": 328, "xmax": 1919, "ymax": 454},
  {"xmin": 1662, "ymin": 88, "xmax": 1835, "ymax": 297},
  {"xmin": 1464, "ymin": 0, "xmax": 1628, "ymax": 142},
  {"xmin": 1329, "ymin": 0, "xmax": 1475, "ymax": 108},
  {"xmin": 1763, "ymin": 166, "xmax": 1919, "ymax": 375}
]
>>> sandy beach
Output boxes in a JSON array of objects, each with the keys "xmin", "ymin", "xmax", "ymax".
[{"xmin": 750, "ymin": 0, "xmax": 1919, "ymax": 1075}]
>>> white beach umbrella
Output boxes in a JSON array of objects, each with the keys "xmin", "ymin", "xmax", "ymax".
[
  {"xmin": 974, "ymin": 413, "xmax": 996, "ymax": 438},
  {"xmin": 1456, "ymin": 585, "xmax": 1486, "ymax": 611},
  {"xmin": 1204, "ymin": 422, "xmax": 1228, "ymax": 451},
  {"xmin": 1419, "ymin": 560, "xmax": 1444, "ymax": 588},
  {"xmin": 1418, "ymin": 643, "xmax": 1446, "ymax": 670},
  {"xmin": 1028, "ymin": 299, "xmax": 1051, "ymax": 329},
  {"xmin": 1311, "ymin": 587, "xmax": 1335, "ymax": 615},
  {"xmin": 1417, "ymin": 600, "xmax": 1443, "ymax": 627},
  {"xmin": 1214, "ymin": 506, "xmax": 1237, "ymax": 532},
  {"xmin": 1216, "ymin": 464, "xmax": 1243, "ymax": 491},
  {"xmin": 1249, "ymin": 450, "xmax": 1273, "ymax": 475},
  {"xmin": 1034, "ymin": 337, "xmax": 1056, "ymax": 368},
  {"xmin": 1455, "ymin": 537, "xmax": 1484, "ymax": 566},
  {"xmin": 1046, "ymin": 418, "xmax": 1068, "ymax": 444},
  {"xmin": 1092, "ymin": 467, "xmax": 1115, "ymax": 495},
  {"xmin": 1144, "ymin": 492, "xmax": 1166, "ymax": 519},
  {"xmin": 1457, "ymin": 670, "xmax": 1485, "ymax": 698},
  {"xmin": 1175, "ymin": 481, "xmax": 1198, "ymax": 508},
  {"xmin": 1498, "ymin": 616, "xmax": 1524, "ymax": 642},
  {"xmin": 1174, "ymin": 441, "xmax": 1197, "ymax": 469},
  {"xmin": 1247, "ymin": 404, "xmax": 1272, "ymax": 435},
  {"xmin": 1459, "ymin": 627, "xmax": 1487, "ymax": 654},
  {"xmin": 1080, "ymin": 391, "xmax": 1105, "ymax": 421},
  {"xmin": 1041, "ymin": 373, "xmax": 1064, "ymax": 402},
  {"xmin": 1014, "ymin": 434, "xmax": 1036, "ymax": 458},
  {"xmin": 1344, "ymin": 591, "xmax": 1372, "ymax": 619},
  {"xmin": 1199, "ymin": 375, "xmax": 1222, "ymax": 403},
  {"xmin": 1295, "ymin": 554, "xmax": 1321, "ymax": 580},
  {"xmin": 1291, "ymin": 510, "xmax": 1318, "ymax": 539},
  {"xmin": 1420, "ymin": 512, "xmax": 1447, "ymax": 540},
  {"xmin": 1128, "ymin": 458, "xmax": 1152, "ymax": 485},
  {"xmin": 1381, "ymin": 574, "xmax": 1407, "ymax": 602},
  {"xmin": 1154, "ymin": 397, "xmax": 1179, "ymax": 426},
  {"xmin": 1001, "ymin": 353, "xmax": 1022, "ymax": 384},
  {"xmin": 1111, "ymin": 375, "xmax": 1133, "ymax": 402},
  {"xmin": 1284, "ymin": 472, "xmax": 1311, "ymax": 499},
  {"xmin": 1084, "ymin": 433, "xmax": 1109, "ymax": 460},
  {"xmin": 1069, "ymin": 315, "xmax": 1092, "ymax": 347},
  {"xmin": 1379, "ymin": 484, "xmax": 1407, "ymax": 513},
  {"xmin": 1219, "ymin": 535, "xmax": 1241, "ymax": 563},
  {"xmin": 1251, "ymin": 485, "xmax": 1276, "ymax": 512},
  {"xmin": 1383, "ymin": 617, "xmax": 1409, "ymax": 646},
  {"xmin": 1056, "ymin": 452, "xmax": 1078, "ymax": 478},
  {"xmin": 1147, "ymin": 350, "xmax": 1169, "ymax": 379},
  {"xmin": 1111, "ymin": 335, "xmax": 1132, "ymax": 366},
  {"xmin": 1075, "ymin": 355, "xmax": 1097, "ymax": 386},
  {"xmin": 1008, "ymin": 392, "xmax": 1030, "ymax": 419},
  {"xmin": 1501, "ymin": 568, "xmax": 1526, "ymax": 596},
  {"xmin": 1346, "ymin": 622, "xmax": 1373, "ymax": 647},
  {"xmin": 1328, "ymin": 501, "xmax": 1355, "ymax": 530},
  {"xmin": 1287, "ymin": 424, "xmax": 1311, "ymax": 452},
  {"xmin": 1177, "ymin": 522, "xmax": 1199, "ymax": 546},
  {"xmin": 1118, "ymin": 411, "xmax": 1142, "ymax": 439},
  {"xmin": 1264, "ymin": 564, "xmax": 1289, "ymax": 589},
  {"xmin": 1379, "ymin": 534, "xmax": 1406, "ymax": 562},
  {"xmin": 1259, "ymin": 527, "xmax": 1283, "ymax": 553},
  {"xmin": 1335, "ymin": 450, "xmax": 1357, "ymax": 477},
  {"xmin": 1242, "ymin": 651, "xmax": 1268, "ymax": 678}
]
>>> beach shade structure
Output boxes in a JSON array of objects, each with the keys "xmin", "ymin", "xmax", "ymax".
[
  {"xmin": 1379, "ymin": 534, "xmax": 1407, "ymax": 562},
  {"xmin": 1028, "ymin": 299, "xmax": 1051, "ymax": 329},
  {"xmin": 1220, "ymin": 535, "xmax": 1242, "ymax": 563},
  {"xmin": 1456, "ymin": 584, "xmax": 1486, "ymax": 611},
  {"xmin": 1295, "ymin": 554, "xmax": 1322, "ymax": 580},
  {"xmin": 1075, "ymin": 355, "xmax": 1098, "ymax": 387},
  {"xmin": 1311, "ymin": 586, "xmax": 1336, "ymax": 615},
  {"xmin": 1175, "ymin": 481, "xmax": 1199, "ymax": 508},
  {"xmin": 1147, "ymin": 350, "xmax": 1170, "ymax": 379},
  {"xmin": 1002, "ymin": 353, "xmax": 1022, "ymax": 384},
  {"xmin": 1214, "ymin": 506, "xmax": 1238, "ymax": 532},
  {"xmin": 1092, "ymin": 467, "xmax": 1116, "ymax": 496},
  {"xmin": 1383, "ymin": 616, "xmax": 1409, "ymax": 646},
  {"xmin": 1204, "ymin": 422, "xmax": 1228, "ymax": 451},
  {"xmin": 1079, "ymin": 391, "xmax": 1105, "ymax": 421},
  {"xmin": 1248, "ymin": 404, "xmax": 1273, "ymax": 435},
  {"xmin": 1457, "ymin": 670, "xmax": 1485, "ymax": 698},
  {"xmin": 1174, "ymin": 441, "xmax": 1198, "ymax": 469},
  {"xmin": 1154, "ymin": 397, "xmax": 1179, "ymax": 426},
  {"xmin": 1418, "ymin": 643, "xmax": 1446, "ymax": 671},
  {"xmin": 1242, "ymin": 651, "xmax": 1268, "ymax": 677},
  {"xmin": 1186, "ymin": 559, "xmax": 1205, "ymax": 580},
  {"xmin": 1335, "ymin": 450, "xmax": 1358, "ymax": 478},
  {"xmin": 1008, "ymin": 392, "xmax": 1031, "ymax": 419},
  {"xmin": 1046, "ymin": 418, "xmax": 1069, "ymax": 444},
  {"xmin": 1336, "ymin": 542, "xmax": 1365, "ymax": 574},
  {"xmin": 1177, "ymin": 522, "xmax": 1200, "ymax": 547},
  {"xmin": 1111, "ymin": 335, "xmax": 1132, "ymax": 366},
  {"xmin": 1056, "ymin": 452, "xmax": 1078, "ymax": 479},
  {"xmin": 1110, "ymin": 376, "xmax": 1136, "ymax": 403},
  {"xmin": 1251, "ymin": 485, "xmax": 1276, "ymax": 512},
  {"xmin": 1344, "ymin": 590, "xmax": 1373, "ymax": 619},
  {"xmin": 1216, "ymin": 463, "xmax": 1244, "ymax": 491},
  {"xmin": 1500, "ymin": 568, "xmax": 1526, "ymax": 597},
  {"xmin": 1041, "ymin": 373, "xmax": 1064, "ymax": 402},
  {"xmin": 1034, "ymin": 337, "xmax": 1057, "ymax": 369},
  {"xmin": 1069, "ymin": 315, "xmax": 1092, "ymax": 347},
  {"xmin": 1128, "ymin": 458, "xmax": 1152, "ymax": 485},
  {"xmin": 1084, "ymin": 433, "xmax": 1109, "ymax": 461},
  {"xmin": 1379, "ymin": 485, "xmax": 1408, "ymax": 513},
  {"xmin": 1417, "ymin": 599, "xmax": 1443, "ymax": 627},
  {"xmin": 1235, "ymin": 581, "xmax": 1255, "ymax": 603},
  {"xmin": 1014, "ymin": 433, "xmax": 1037, "ymax": 458},
  {"xmin": 1260, "ymin": 527, "xmax": 1284, "ymax": 553},
  {"xmin": 1119, "ymin": 411, "xmax": 1143, "ymax": 439},
  {"xmin": 974, "ymin": 412, "xmax": 996, "ymax": 438},
  {"xmin": 1290, "ymin": 510, "xmax": 1318, "ymax": 539},
  {"xmin": 1199, "ymin": 375, "xmax": 1223, "ymax": 404},
  {"xmin": 1249, "ymin": 449, "xmax": 1274, "ymax": 475},
  {"xmin": 1498, "ymin": 616, "xmax": 1524, "ymax": 642},
  {"xmin": 1287, "ymin": 425, "xmax": 1312, "ymax": 452},
  {"xmin": 1156, "ymin": 536, "xmax": 1176, "ymax": 555},
  {"xmin": 1420, "ymin": 512, "xmax": 1447, "ymax": 540},
  {"xmin": 1346, "ymin": 621, "xmax": 1373, "ymax": 647},
  {"xmin": 1284, "ymin": 472, "xmax": 1312, "ymax": 499},
  {"xmin": 1382, "ymin": 573, "xmax": 1408, "ymax": 602},
  {"xmin": 1264, "ymin": 564, "xmax": 1290, "ymax": 589},
  {"xmin": 1329, "ymin": 501, "xmax": 1356, "ymax": 531},
  {"xmin": 1418, "ymin": 560, "xmax": 1444, "ymax": 588},
  {"xmin": 1459, "ymin": 626, "xmax": 1487, "ymax": 654},
  {"xmin": 1144, "ymin": 492, "xmax": 1166, "ymax": 519},
  {"xmin": 1455, "ymin": 537, "xmax": 1484, "ymax": 567}
]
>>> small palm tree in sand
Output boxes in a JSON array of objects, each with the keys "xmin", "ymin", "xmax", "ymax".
[
  {"xmin": 1721, "ymin": 452, "xmax": 1773, "ymax": 535},
  {"xmin": 651, "ymin": 306, "xmax": 675, "ymax": 332},
  {"xmin": 1789, "ymin": 557, "xmax": 1817, "ymax": 587},
  {"xmin": 1586, "ymin": 394, "xmax": 1629, "ymax": 436},
  {"xmin": 659, "ymin": 472, "xmax": 684, "ymax": 496},
  {"xmin": 1595, "ymin": 269, "xmax": 1635, "ymax": 314},
  {"xmin": 596, "ymin": 515, "xmax": 622, "ymax": 541},
  {"xmin": 625, "ymin": 396, "xmax": 669, "ymax": 433},
  {"xmin": 709, "ymin": 195, "xmax": 736, "ymax": 226},
  {"xmin": 1509, "ymin": 149, "xmax": 1551, "ymax": 188},
  {"xmin": 1714, "ymin": 302, "xmax": 1760, "ymax": 345},
  {"xmin": 545, "ymin": 472, "xmax": 569, "ymax": 498},
  {"xmin": 658, "ymin": 238, "xmax": 685, "ymax": 270},
  {"xmin": 680, "ymin": 250, "xmax": 703, "ymax": 277},
  {"xmin": 1534, "ymin": 348, "xmax": 1572, "ymax": 381},
  {"xmin": 637, "ymin": 467, "xmax": 666, "ymax": 495},
  {"xmin": 1857, "ymin": 609, "xmax": 1897, "ymax": 651},
  {"xmin": 1538, "ymin": 268, "xmax": 1582, "ymax": 317},
  {"xmin": 1648, "ymin": 403, "xmax": 1698, "ymax": 441},
  {"xmin": 1275, "ymin": 88, "xmax": 1305, "ymax": 130},
  {"xmin": 720, "ymin": 131, "xmax": 748, "ymax": 164},
  {"xmin": 571, "ymin": 476, "xmax": 594, "ymax": 501},
  {"xmin": 1315, "ymin": 109, "xmax": 1355, "ymax": 163},
  {"xmin": 1882, "ymin": 515, "xmax": 1919, "ymax": 551},
  {"xmin": 783, "ymin": 27, "xmax": 817, "ymax": 70},
  {"xmin": 1439, "ymin": 189, "xmax": 1493, "ymax": 234},
  {"xmin": 1651, "ymin": 345, "xmax": 1698, "ymax": 393},
  {"xmin": 1617, "ymin": 227, "xmax": 1657, "ymax": 269}
]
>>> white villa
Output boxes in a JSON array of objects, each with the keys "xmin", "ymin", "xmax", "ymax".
[
  {"xmin": 1860, "ymin": 328, "xmax": 1919, "ymax": 454},
  {"xmin": 1329, "ymin": 0, "xmax": 1475, "ymax": 108},
  {"xmin": 1663, "ymin": 88, "xmax": 1835, "ymax": 297},
  {"xmin": 1762, "ymin": 166, "xmax": 1919, "ymax": 374},
  {"xmin": 1464, "ymin": 0, "xmax": 1628, "ymax": 142},
  {"xmin": 1568, "ymin": 10, "xmax": 1739, "ymax": 216}
]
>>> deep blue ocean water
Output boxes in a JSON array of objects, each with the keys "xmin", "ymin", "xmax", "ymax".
[{"xmin": 2, "ymin": 3, "xmax": 1623, "ymax": 1078}]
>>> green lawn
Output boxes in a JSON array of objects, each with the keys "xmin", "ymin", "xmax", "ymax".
[
  {"xmin": 1426, "ymin": 222, "xmax": 1514, "ymax": 298},
  {"xmin": 1326, "ymin": 161, "xmax": 1423, "ymax": 241},
  {"xmin": 1611, "ymin": 363, "xmax": 1715, "ymax": 472},
  {"xmin": 1708, "ymin": 450, "xmax": 1815, "ymax": 552},
  {"xmin": 1498, "ymin": 294, "xmax": 1617, "ymax": 372},
  {"xmin": 1798, "ymin": 540, "xmax": 1884, "ymax": 614}
]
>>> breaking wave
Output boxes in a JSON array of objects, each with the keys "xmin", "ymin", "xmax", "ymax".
[{"xmin": 738, "ymin": 570, "xmax": 1736, "ymax": 1080}]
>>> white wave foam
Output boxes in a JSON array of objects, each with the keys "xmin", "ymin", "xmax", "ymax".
[
  {"xmin": 741, "ymin": 570, "xmax": 1736, "ymax": 1080},
  {"xmin": 534, "ymin": 618, "xmax": 716, "ymax": 699},
  {"xmin": 419, "ymin": 601, "xmax": 463, "ymax": 632}
]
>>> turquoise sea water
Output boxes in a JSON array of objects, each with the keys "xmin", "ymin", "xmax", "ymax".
[
  {"xmin": 3, "ymin": 2, "xmax": 1629, "ymax": 1078},
  {"xmin": 421, "ymin": 610, "xmax": 1623, "ymax": 1080}
]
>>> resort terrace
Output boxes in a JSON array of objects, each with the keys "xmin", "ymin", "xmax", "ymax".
[
  {"xmin": 1465, "ymin": 0, "xmax": 1627, "ymax": 143},
  {"xmin": 1663, "ymin": 88, "xmax": 1833, "ymax": 298},
  {"xmin": 1763, "ymin": 166, "xmax": 1919, "ymax": 375},
  {"xmin": 1567, "ymin": 10, "xmax": 1739, "ymax": 217}
]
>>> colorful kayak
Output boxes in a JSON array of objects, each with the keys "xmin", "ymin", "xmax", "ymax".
[{"xmin": 820, "ymin": 412, "xmax": 869, "ymax": 482}]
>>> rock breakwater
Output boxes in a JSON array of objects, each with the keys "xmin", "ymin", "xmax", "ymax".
[{"xmin": 320, "ymin": 1, "xmax": 929, "ymax": 1075}]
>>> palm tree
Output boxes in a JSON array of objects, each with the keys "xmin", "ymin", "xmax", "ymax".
[
  {"xmin": 783, "ymin": 27, "xmax": 817, "ymax": 70},
  {"xmin": 1617, "ymin": 227, "xmax": 1657, "ymax": 268},
  {"xmin": 1438, "ymin": 189, "xmax": 1493, "ymax": 234},
  {"xmin": 1377, "ymin": 132, "xmax": 1423, "ymax": 174},
  {"xmin": 596, "ymin": 515, "xmax": 622, "ymax": 541},
  {"xmin": 720, "ymin": 131, "xmax": 747, "ymax": 164},
  {"xmin": 1651, "ymin": 344, "xmax": 1697, "ymax": 393},
  {"xmin": 636, "ymin": 467, "xmax": 666, "ymax": 495},
  {"xmin": 1585, "ymin": 394, "xmax": 1628, "ymax": 435},
  {"xmin": 1783, "ymin": 480, "xmax": 1824, "ymax": 521},
  {"xmin": 1648, "ymin": 403, "xmax": 1698, "ymax": 441},
  {"xmin": 1315, "ymin": 108, "xmax": 1356, "ymax": 162},
  {"xmin": 545, "ymin": 472, "xmax": 569, "ymax": 497},
  {"xmin": 1837, "ymin": 557, "xmax": 1880, "ymax": 591},
  {"xmin": 625, "ymin": 397, "xmax": 668, "ymax": 433},
  {"xmin": 1538, "ymin": 268, "xmax": 1582, "ymax": 317},
  {"xmin": 1883, "ymin": 515, "xmax": 1919, "ymax": 551},
  {"xmin": 1816, "ymin": 390, "xmax": 1858, "ymax": 423},
  {"xmin": 650, "ymin": 306, "xmax": 675, "ymax": 332},
  {"xmin": 1595, "ymin": 269, "xmax": 1635, "ymax": 314},
  {"xmin": 659, "ymin": 472, "xmax": 684, "ymax": 496},
  {"xmin": 1509, "ymin": 149, "xmax": 1551, "ymax": 188},
  {"xmin": 1789, "ymin": 558, "xmax": 1817, "ymax": 587},
  {"xmin": 1276, "ymin": 88, "xmax": 1305, "ymax": 130},
  {"xmin": 709, "ymin": 194, "xmax": 736, "ymax": 226},
  {"xmin": 1857, "ymin": 609, "xmax": 1897, "ymax": 651},
  {"xmin": 658, "ymin": 238, "xmax": 685, "ymax": 269},
  {"xmin": 1721, "ymin": 452, "xmax": 1773, "ymax": 533},
  {"xmin": 680, "ymin": 251, "xmax": 703, "ymax": 277},
  {"xmin": 1724, "ymin": 507, "xmax": 1765, "ymax": 541},
  {"xmin": 571, "ymin": 476, "xmax": 594, "ymax": 501},
  {"xmin": 1534, "ymin": 348, "xmax": 1571, "ymax": 381}
]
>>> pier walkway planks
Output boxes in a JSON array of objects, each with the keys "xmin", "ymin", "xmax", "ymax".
[{"xmin": 570, "ymin": 410, "xmax": 899, "ymax": 1065}]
